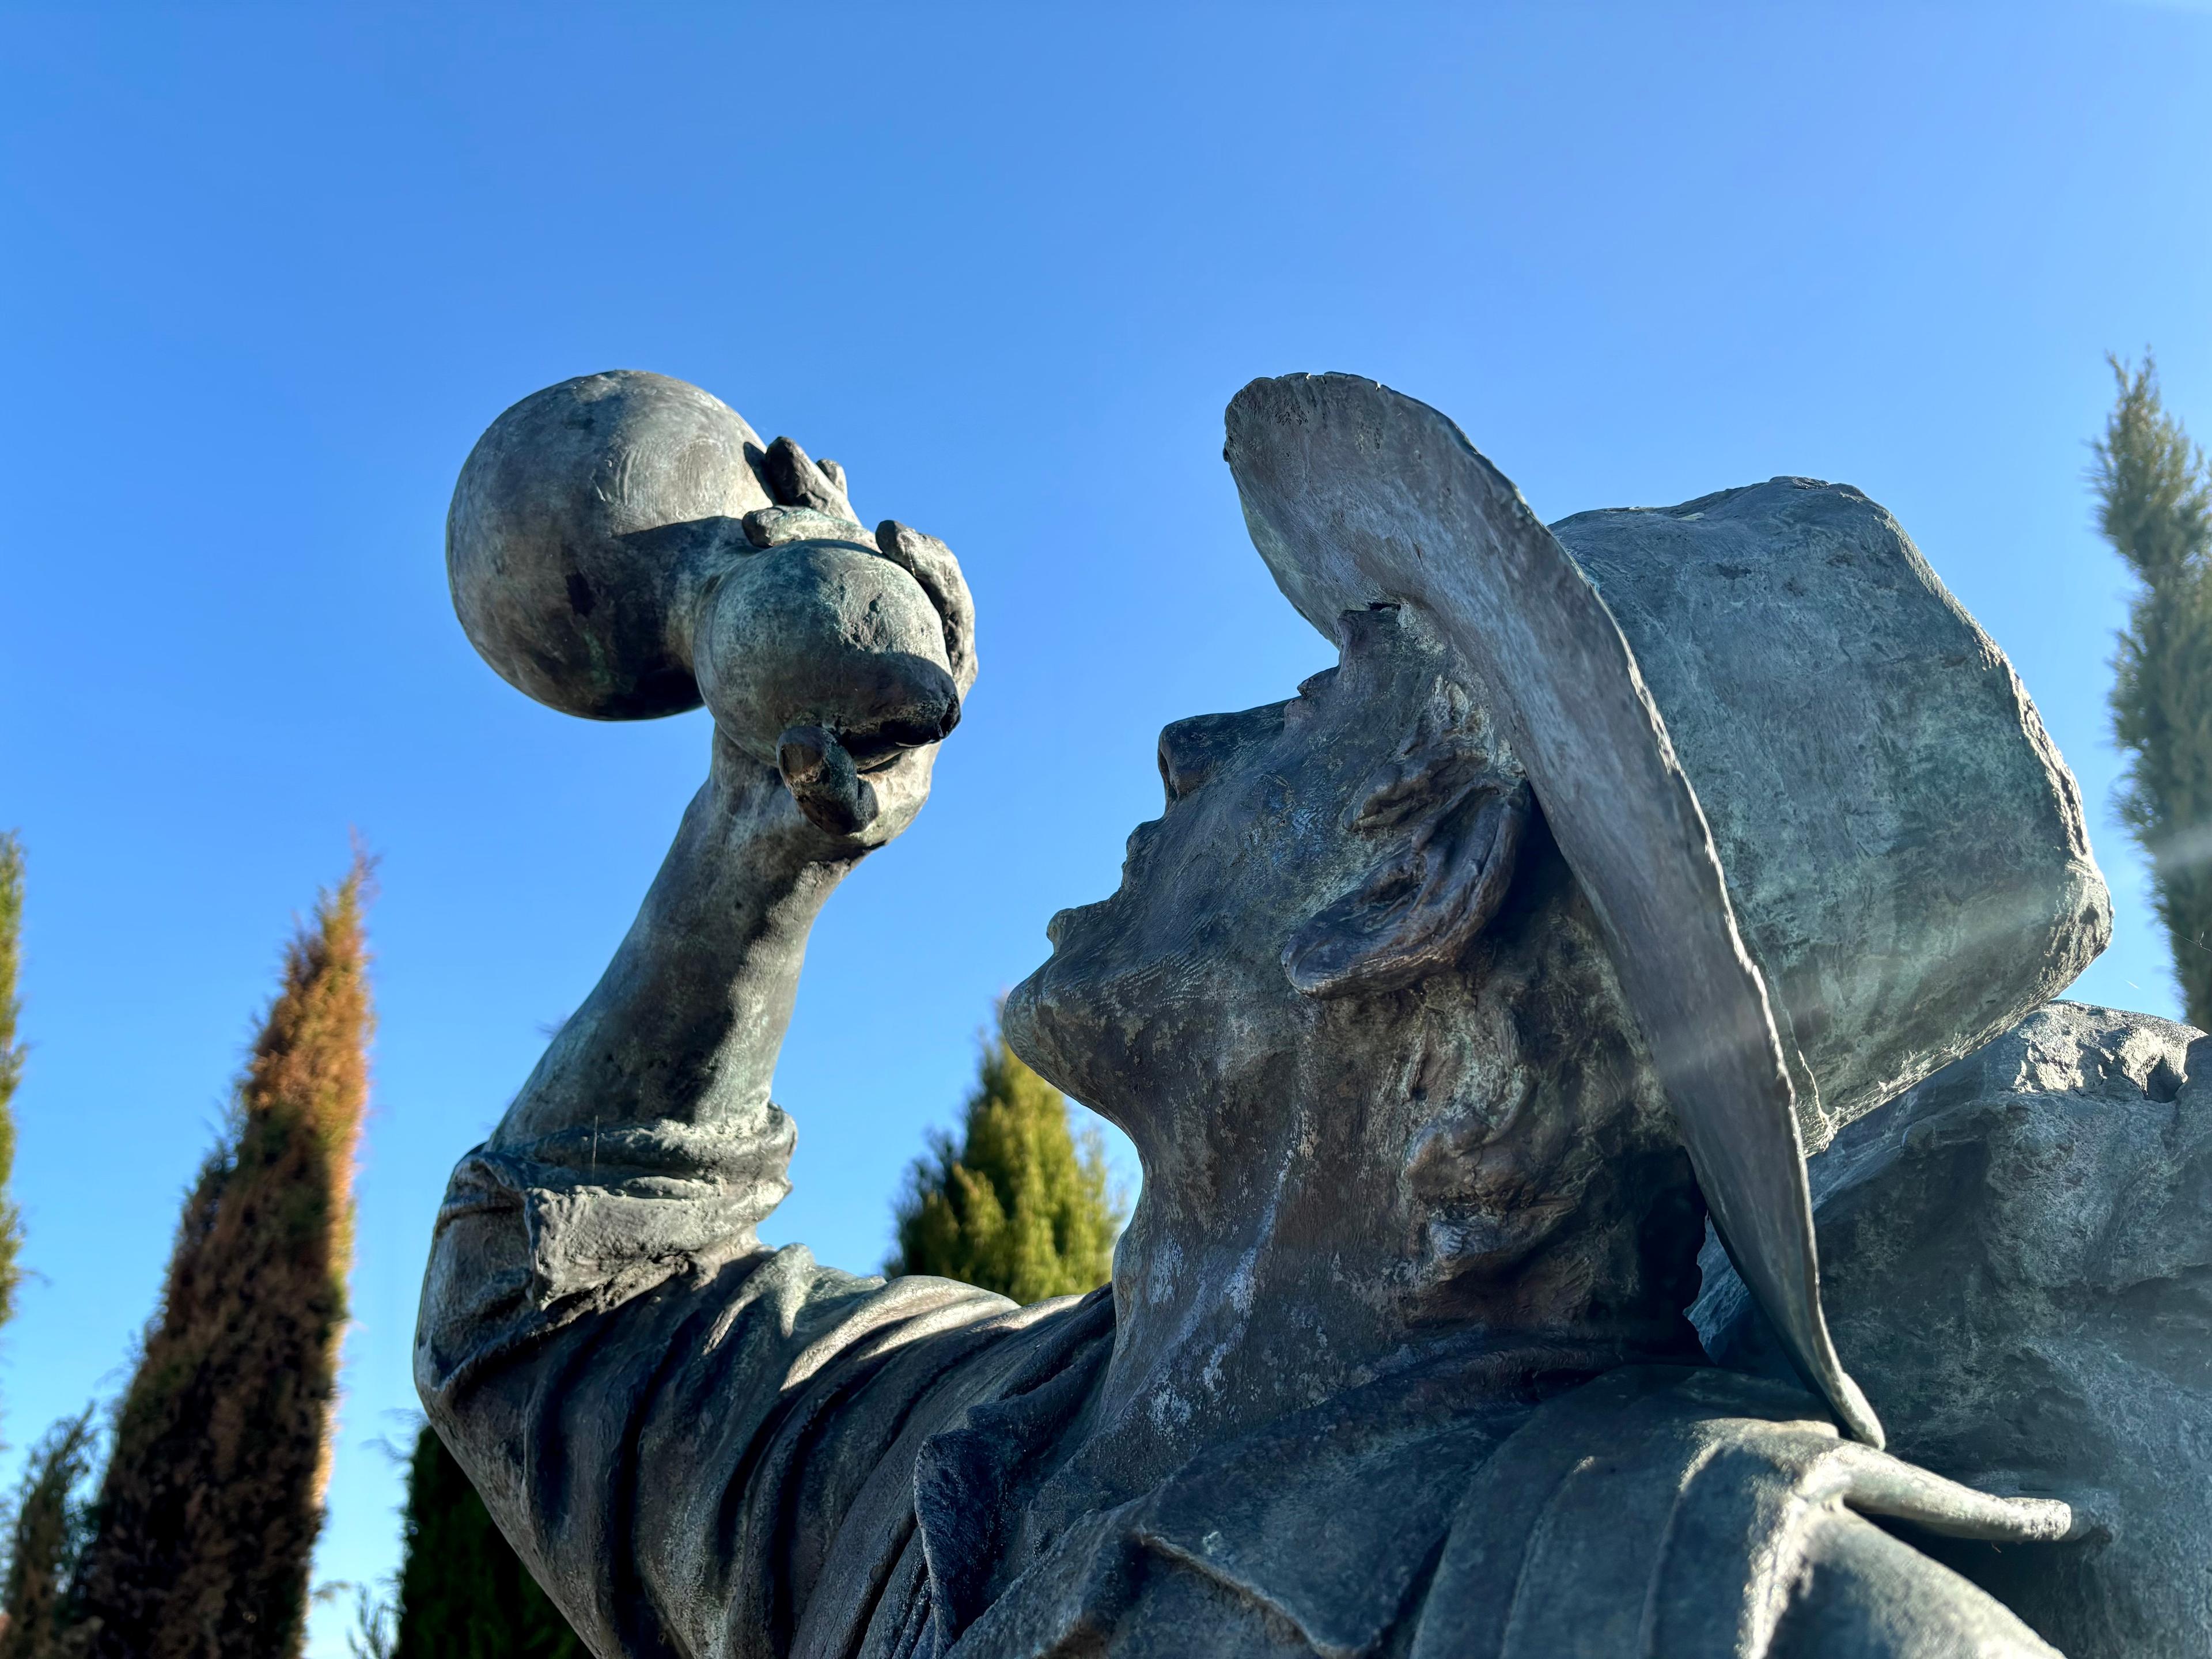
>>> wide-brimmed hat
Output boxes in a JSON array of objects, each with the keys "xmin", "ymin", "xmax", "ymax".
[{"xmin": 1224, "ymin": 373, "xmax": 2109, "ymax": 1447}]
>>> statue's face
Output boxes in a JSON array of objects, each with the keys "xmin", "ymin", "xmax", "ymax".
[
  {"xmin": 1006, "ymin": 603, "xmax": 1698, "ymax": 1325},
  {"xmin": 1004, "ymin": 605, "xmax": 1494, "ymax": 1135}
]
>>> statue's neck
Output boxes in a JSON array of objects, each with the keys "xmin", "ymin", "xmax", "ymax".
[
  {"xmin": 1086, "ymin": 1202, "xmax": 1392, "ymax": 1496},
  {"xmin": 1069, "ymin": 1093, "xmax": 1707, "ymax": 1502}
]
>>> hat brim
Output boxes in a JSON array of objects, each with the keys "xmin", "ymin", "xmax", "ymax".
[{"xmin": 1224, "ymin": 373, "xmax": 1881, "ymax": 1449}]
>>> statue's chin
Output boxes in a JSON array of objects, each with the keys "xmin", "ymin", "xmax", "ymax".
[
  {"xmin": 1001, "ymin": 952, "xmax": 1124, "ymax": 1127},
  {"xmin": 1001, "ymin": 968, "xmax": 1042, "ymax": 1041}
]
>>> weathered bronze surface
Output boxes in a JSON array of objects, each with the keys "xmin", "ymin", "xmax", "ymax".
[{"xmin": 420, "ymin": 370, "xmax": 2181, "ymax": 1658}]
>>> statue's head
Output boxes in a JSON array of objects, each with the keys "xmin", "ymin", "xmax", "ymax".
[{"xmin": 1016, "ymin": 375, "xmax": 2111, "ymax": 1444}]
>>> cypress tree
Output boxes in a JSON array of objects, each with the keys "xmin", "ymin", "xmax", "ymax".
[
  {"xmin": 0, "ymin": 832, "xmax": 29, "ymax": 1333},
  {"xmin": 2093, "ymin": 355, "xmax": 2212, "ymax": 1029},
  {"xmin": 0, "ymin": 1409, "xmax": 97, "ymax": 1659},
  {"xmin": 69, "ymin": 862, "xmax": 374, "ymax": 1659},
  {"xmin": 889, "ymin": 1016, "xmax": 1123, "ymax": 1302},
  {"xmin": 389, "ymin": 1426, "xmax": 582, "ymax": 1659}
]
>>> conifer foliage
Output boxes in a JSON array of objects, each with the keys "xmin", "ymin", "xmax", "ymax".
[
  {"xmin": 389, "ymin": 1426, "xmax": 582, "ymax": 1659},
  {"xmin": 0, "ymin": 1410, "xmax": 97, "ymax": 1659},
  {"xmin": 0, "ymin": 832, "xmax": 29, "ymax": 1332},
  {"xmin": 890, "ymin": 1018, "xmax": 1123, "ymax": 1302},
  {"xmin": 69, "ymin": 863, "xmax": 374, "ymax": 1659},
  {"xmin": 2093, "ymin": 357, "xmax": 2212, "ymax": 1028}
]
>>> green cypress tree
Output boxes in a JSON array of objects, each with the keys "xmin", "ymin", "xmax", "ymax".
[
  {"xmin": 390, "ymin": 1426, "xmax": 582, "ymax": 1659},
  {"xmin": 0, "ymin": 1409, "xmax": 97, "ymax": 1659},
  {"xmin": 889, "ymin": 1016, "xmax": 1123, "ymax": 1302},
  {"xmin": 69, "ymin": 862, "xmax": 374, "ymax": 1659},
  {"xmin": 2093, "ymin": 355, "xmax": 2212, "ymax": 1029},
  {"xmin": 0, "ymin": 832, "xmax": 29, "ymax": 1334}
]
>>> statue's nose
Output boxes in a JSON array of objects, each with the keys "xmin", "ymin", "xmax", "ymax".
[
  {"xmin": 1157, "ymin": 703, "xmax": 1291, "ymax": 804},
  {"xmin": 1157, "ymin": 721, "xmax": 1217, "ymax": 802}
]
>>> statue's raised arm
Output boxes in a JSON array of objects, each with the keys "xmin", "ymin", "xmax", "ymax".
[
  {"xmin": 415, "ymin": 372, "xmax": 1060, "ymax": 1658},
  {"xmin": 450, "ymin": 370, "xmax": 975, "ymax": 1146}
]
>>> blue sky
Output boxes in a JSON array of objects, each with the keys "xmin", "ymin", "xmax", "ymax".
[{"xmin": 2, "ymin": 4, "xmax": 2208, "ymax": 1653}]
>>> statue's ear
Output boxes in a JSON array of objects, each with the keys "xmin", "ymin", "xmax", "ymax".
[{"xmin": 1284, "ymin": 772, "xmax": 1532, "ymax": 998}]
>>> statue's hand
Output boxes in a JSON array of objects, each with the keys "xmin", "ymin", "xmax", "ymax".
[{"xmin": 694, "ymin": 448, "xmax": 975, "ymax": 848}]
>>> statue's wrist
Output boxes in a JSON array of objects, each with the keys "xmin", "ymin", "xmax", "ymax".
[{"xmin": 707, "ymin": 736, "xmax": 866, "ymax": 875}]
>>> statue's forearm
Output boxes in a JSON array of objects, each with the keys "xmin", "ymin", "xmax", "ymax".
[
  {"xmin": 490, "ymin": 748, "xmax": 857, "ymax": 1150},
  {"xmin": 417, "ymin": 743, "xmax": 865, "ymax": 1425},
  {"xmin": 415, "ymin": 742, "xmax": 1008, "ymax": 1659}
]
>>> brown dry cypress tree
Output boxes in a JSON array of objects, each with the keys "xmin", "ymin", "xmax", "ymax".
[
  {"xmin": 70, "ymin": 861, "xmax": 374, "ymax": 1659},
  {"xmin": 2093, "ymin": 356, "xmax": 2212, "ymax": 1028}
]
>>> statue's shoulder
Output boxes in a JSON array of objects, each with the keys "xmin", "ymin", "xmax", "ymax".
[
  {"xmin": 1698, "ymin": 1001, "xmax": 2212, "ymax": 1656},
  {"xmin": 1406, "ymin": 1365, "xmax": 2065, "ymax": 1659}
]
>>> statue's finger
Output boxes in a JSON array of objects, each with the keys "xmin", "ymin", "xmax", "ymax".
[
  {"xmin": 742, "ymin": 504, "xmax": 872, "ymax": 550},
  {"xmin": 876, "ymin": 520, "xmax": 978, "ymax": 695},
  {"xmin": 764, "ymin": 437, "xmax": 855, "ymax": 520},
  {"xmin": 777, "ymin": 725, "xmax": 879, "ymax": 838}
]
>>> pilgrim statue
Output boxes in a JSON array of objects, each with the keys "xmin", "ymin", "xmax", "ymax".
[{"xmin": 418, "ymin": 371, "xmax": 2212, "ymax": 1658}]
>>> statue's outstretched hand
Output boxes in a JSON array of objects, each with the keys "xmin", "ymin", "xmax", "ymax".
[{"xmin": 696, "ymin": 437, "xmax": 976, "ymax": 849}]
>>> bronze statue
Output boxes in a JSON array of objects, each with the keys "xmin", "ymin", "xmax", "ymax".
[{"xmin": 419, "ymin": 370, "xmax": 2200, "ymax": 1657}]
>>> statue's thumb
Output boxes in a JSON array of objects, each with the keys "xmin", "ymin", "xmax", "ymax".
[{"xmin": 778, "ymin": 725, "xmax": 879, "ymax": 838}]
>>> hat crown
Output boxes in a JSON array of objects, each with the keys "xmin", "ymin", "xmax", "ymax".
[{"xmin": 1550, "ymin": 479, "xmax": 2109, "ymax": 1152}]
